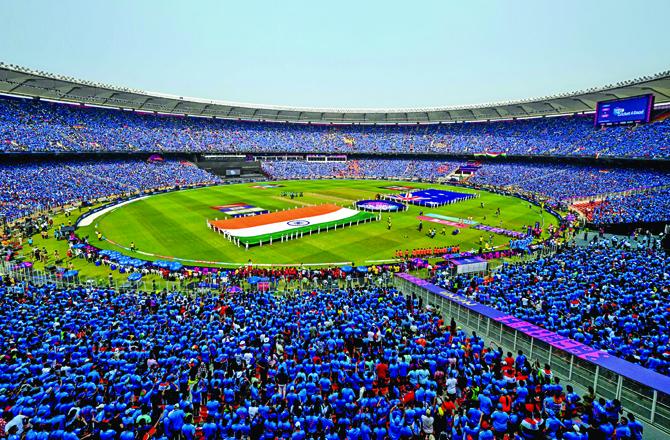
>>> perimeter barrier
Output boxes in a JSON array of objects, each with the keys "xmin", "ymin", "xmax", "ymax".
[{"xmin": 394, "ymin": 272, "xmax": 670, "ymax": 435}]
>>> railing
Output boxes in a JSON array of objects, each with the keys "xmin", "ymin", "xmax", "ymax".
[
  {"xmin": 0, "ymin": 260, "xmax": 169, "ymax": 292},
  {"xmin": 0, "ymin": 260, "xmax": 82, "ymax": 289},
  {"xmin": 0, "ymin": 259, "xmax": 367, "ymax": 294},
  {"xmin": 394, "ymin": 272, "xmax": 670, "ymax": 435},
  {"xmin": 0, "ymin": 259, "xmax": 231, "ymax": 293}
]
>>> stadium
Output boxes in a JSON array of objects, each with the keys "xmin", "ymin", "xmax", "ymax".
[{"xmin": 1, "ymin": 4, "xmax": 670, "ymax": 439}]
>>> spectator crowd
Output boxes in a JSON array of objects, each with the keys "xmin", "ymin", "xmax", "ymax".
[
  {"xmin": 262, "ymin": 159, "xmax": 670, "ymax": 224},
  {"xmin": 0, "ymin": 278, "xmax": 645, "ymax": 439},
  {"xmin": 2, "ymin": 95, "xmax": 668, "ymax": 158},
  {"xmin": 1, "ymin": 156, "xmax": 667, "ymax": 226},
  {"xmin": 467, "ymin": 163, "xmax": 669, "ymax": 202},
  {"xmin": 589, "ymin": 188, "xmax": 670, "ymax": 225},
  {"xmin": 261, "ymin": 159, "xmax": 464, "ymax": 181},
  {"xmin": 0, "ymin": 159, "xmax": 220, "ymax": 221},
  {"xmin": 0, "ymin": 92, "xmax": 666, "ymax": 440},
  {"xmin": 435, "ymin": 238, "xmax": 670, "ymax": 375}
]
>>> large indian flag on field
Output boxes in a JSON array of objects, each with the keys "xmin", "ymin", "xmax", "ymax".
[{"xmin": 208, "ymin": 204, "xmax": 377, "ymax": 246}]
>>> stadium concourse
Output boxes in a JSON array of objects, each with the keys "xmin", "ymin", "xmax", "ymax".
[{"xmin": 1, "ymin": 95, "xmax": 669, "ymax": 158}]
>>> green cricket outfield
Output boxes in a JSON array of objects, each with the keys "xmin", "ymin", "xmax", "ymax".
[{"xmin": 77, "ymin": 179, "xmax": 558, "ymax": 266}]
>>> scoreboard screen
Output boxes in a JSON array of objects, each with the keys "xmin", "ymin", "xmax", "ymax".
[{"xmin": 595, "ymin": 94, "xmax": 654, "ymax": 126}]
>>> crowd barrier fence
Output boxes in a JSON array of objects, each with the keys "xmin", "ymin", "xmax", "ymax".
[{"xmin": 393, "ymin": 272, "xmax": 670, "ymax": 435}]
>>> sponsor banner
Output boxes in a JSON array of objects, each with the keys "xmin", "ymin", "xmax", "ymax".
[
  {"xmin": 355, "ymin": 200, "xmax": 406, "ymax": 212},
  {"xmin": 425, "ymin": 213, "xmax": 478, "ymax": 225},
  {"xmin": 229, "ymin": 207, "xmax": 269, "ymax": 217},
  {"xmin": 595, "ymin": 94, "xmax": 654, "ymax": 126},
  {"xmin": 212, "ymin": 203, "xmax": 268, "ymax": 217},
  {"xmin": 474, "ymin": 224, "xmax": 527, "ymax": 239}
]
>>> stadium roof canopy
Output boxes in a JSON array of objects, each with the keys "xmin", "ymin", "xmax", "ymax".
[{"xmin": 1, "ymin": 62, "xmax": 669, "ymax": 124}]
